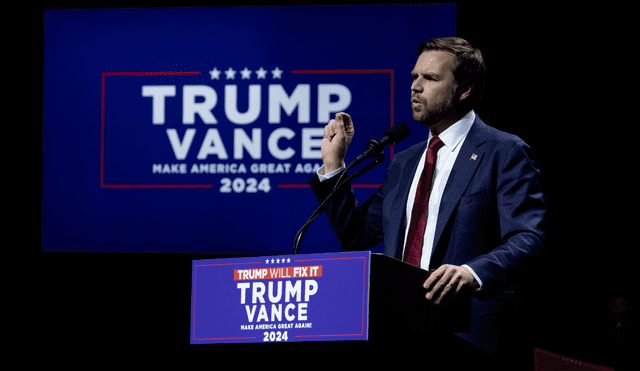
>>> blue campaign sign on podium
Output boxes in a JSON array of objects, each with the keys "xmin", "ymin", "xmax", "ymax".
[
  {"xmin": 190, "ymin": 251, "xmax": 371, "ymax": 343},
  {"xmin": 43, "ymin": 5, "xmax": 456, "ymax": 254}
]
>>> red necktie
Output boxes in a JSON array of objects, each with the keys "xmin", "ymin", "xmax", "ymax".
[{"xmin": 403, "ymin": 136, "xmax": 444, "ymax": 267}]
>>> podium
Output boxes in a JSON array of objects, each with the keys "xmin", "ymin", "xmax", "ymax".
[
  {"xmin": 368, "ymin": 252, "xmax": 470, "ymax": 337},
  {"xmin": 190, "ymin": 251, "xmax": 470, "ymax": 345}
]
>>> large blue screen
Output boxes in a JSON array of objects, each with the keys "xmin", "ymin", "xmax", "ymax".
[{"xmin": 43, "ymin": 5, "xmax": 456, "ymax": 254}]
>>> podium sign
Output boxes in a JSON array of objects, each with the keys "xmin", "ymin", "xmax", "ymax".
[{"xmin": 190, "ymin": 251, "xmax": 371, "ymax": 344}]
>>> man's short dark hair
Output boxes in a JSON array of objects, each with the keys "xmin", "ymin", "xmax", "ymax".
[{"xmin": 418, "ymin": 37, "xmax": 485, "ymax": 111}]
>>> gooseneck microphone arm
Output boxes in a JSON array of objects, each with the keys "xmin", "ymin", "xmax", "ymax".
[{"xmin": 293, "ymin": 150, "xmax": 386, "ymax": 255}]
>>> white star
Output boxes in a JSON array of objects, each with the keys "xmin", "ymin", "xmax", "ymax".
[
  {"xmin": 286, "ymin": 258, "xmax": 291, "ymax": 263},
  {"xmin": 265, "ymin": 259, "xmax": 270, "ymax": 264},
  {"xmin": 256, "ymin": 67, "xmax": 267, "ymax": 79},
  {"xmin": 276, "ymin": 258, "xmax": 281, "ymax": 264},
  {"xmin": 271, "ymin": 259, "xmax": 275, "ymax": 264},
  {"xmin": 225, "ymin": 67, "xmax": 236, "ymax": 80},
  {"xmin": 240, "ymin": 67, "xmax": 252, "ymax": 79},
  {"xmin": 209, "ymin": 67, "xmax": 221, "ymax": 80},
  {"xmin": 271, "ymin": 67, "xmax": 283, "ymax": 79}
]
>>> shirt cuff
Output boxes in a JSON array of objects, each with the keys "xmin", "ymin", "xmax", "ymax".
[
  {"xmin": 317, "ymin": 164, "xmax": 346, "ymax": 182},
  {"xmin": 462, "ymin": 264, "xmax": 483, "ymax": 290}
]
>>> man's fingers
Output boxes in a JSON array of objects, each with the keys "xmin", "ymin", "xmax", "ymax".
[
  {"xmin": 437, "ymin": 273, "xmax": 464, "ymax": 305},
  {"xmin": 423, "ymin": 265, "xmax": 448, "ymax": 290},
  {"xmin": 334, "ymin": 114, "xmax": 347, "ymax": 140},
  {"xmin": 324, "ymin": 116, "xmax": 346, "ymax": 142},
  {"xmin": 320, "ymin": 113, "xmax": 355, "ymax": 174},
  {"xmin": 424, "ymin": 266, "xmax": 450, "ymax": 300},
  {"xmin": 336, "ymin": 112, "xmax": 354, "ymax": 143},
  {"xmin": 423, "ymin": 265, "xmax": 470, "ymax": 305},
  {"xmin": 321, "ymin": 115, "xmax": 350, "ymax": 173},
  {"xmin": 323, "ymin": 120, "xmax": 334, "ymax": 139}
]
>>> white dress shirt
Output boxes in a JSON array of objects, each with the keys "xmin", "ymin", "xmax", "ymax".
[{"xmin": 317, "ymin": 110, "xmax": 482, "ymax": 287}]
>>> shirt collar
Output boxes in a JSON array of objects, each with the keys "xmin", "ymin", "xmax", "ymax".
[{"xmin": 428, "ymin": 110, "xmax": 475, "ymax": 152}]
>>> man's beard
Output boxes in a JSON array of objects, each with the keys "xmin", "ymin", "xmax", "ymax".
[{"xmin": 412, "ymin": 96, "xmax": 457, "ymax": 128}]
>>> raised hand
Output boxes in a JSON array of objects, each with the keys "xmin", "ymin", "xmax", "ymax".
[{"xmin": 320, "ymin": 112, "xmax": 354, "ymax": 174}]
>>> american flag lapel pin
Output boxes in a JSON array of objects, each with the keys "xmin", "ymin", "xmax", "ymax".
[{"xmin": 471, "ymin": 153, "xmax": 478, "ymax": 160}]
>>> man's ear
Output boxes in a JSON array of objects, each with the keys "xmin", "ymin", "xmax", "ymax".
[{"xmin": 458, "ymin": 83, "xmax": 472, "ymax": 103}]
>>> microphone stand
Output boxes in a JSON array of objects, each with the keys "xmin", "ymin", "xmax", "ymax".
[{"xmin": 293, "ymin": 150, "xmax": 386, "ymax": 255}]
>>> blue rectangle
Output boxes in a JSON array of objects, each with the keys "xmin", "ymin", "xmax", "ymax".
[
  {"xmin": 190, "ymin": 251, "xmax": 371, "ymax": 343},
  {"xmin": 43, "ymin": 5, "xmax": 456, "ymax": 254}
]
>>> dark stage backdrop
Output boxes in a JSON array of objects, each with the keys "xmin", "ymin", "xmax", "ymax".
[{"xmin": 36, "ymin": 3, "xmax": 631, "ymax": 369}]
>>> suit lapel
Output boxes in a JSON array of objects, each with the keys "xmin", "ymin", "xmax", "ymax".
[{"xmin": 431, "ymin": 117, "xmax": 487, "ymax": 258}]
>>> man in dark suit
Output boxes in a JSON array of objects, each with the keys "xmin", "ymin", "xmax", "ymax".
[{"xmin": 309, "ymin": 37, "xmax": 546, "ymax": 367}]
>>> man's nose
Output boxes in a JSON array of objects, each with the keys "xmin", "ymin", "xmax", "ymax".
[{"xmin": 411, "ymin": 80, "xmax": 422, "ymax": 93}]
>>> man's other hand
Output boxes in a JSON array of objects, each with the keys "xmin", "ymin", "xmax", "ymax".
[{"xmin": 423, "ymin": 264, "xmax": 479, "ymax": 306}]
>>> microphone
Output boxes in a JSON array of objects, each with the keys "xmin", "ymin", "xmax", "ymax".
[{"xmin": 348, "ymin": 123, "xmax": 410, "ymax": 168}]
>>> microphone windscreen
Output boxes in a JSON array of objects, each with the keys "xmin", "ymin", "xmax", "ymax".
[{"xmin": 384, "ymin": 122, "xmax": 410, "ymax": 145}]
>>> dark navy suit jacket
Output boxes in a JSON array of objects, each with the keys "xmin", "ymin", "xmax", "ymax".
[{"xmin": 309, "ymin": 115, "xmax": 546, "ymax": 361}]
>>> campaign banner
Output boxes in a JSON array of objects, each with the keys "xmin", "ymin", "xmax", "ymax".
[
  {"xmin": 190, "ymin": 251, "xmax": 371, "ymax": 344},
  {"xmin": 43, "ymin": 5, "xmax": 456, "ymax": 254}
]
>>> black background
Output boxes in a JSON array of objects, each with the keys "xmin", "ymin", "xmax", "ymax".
[{"xmin": 31, "ymin": 2, "xmax": 632, "ymax": 368}]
